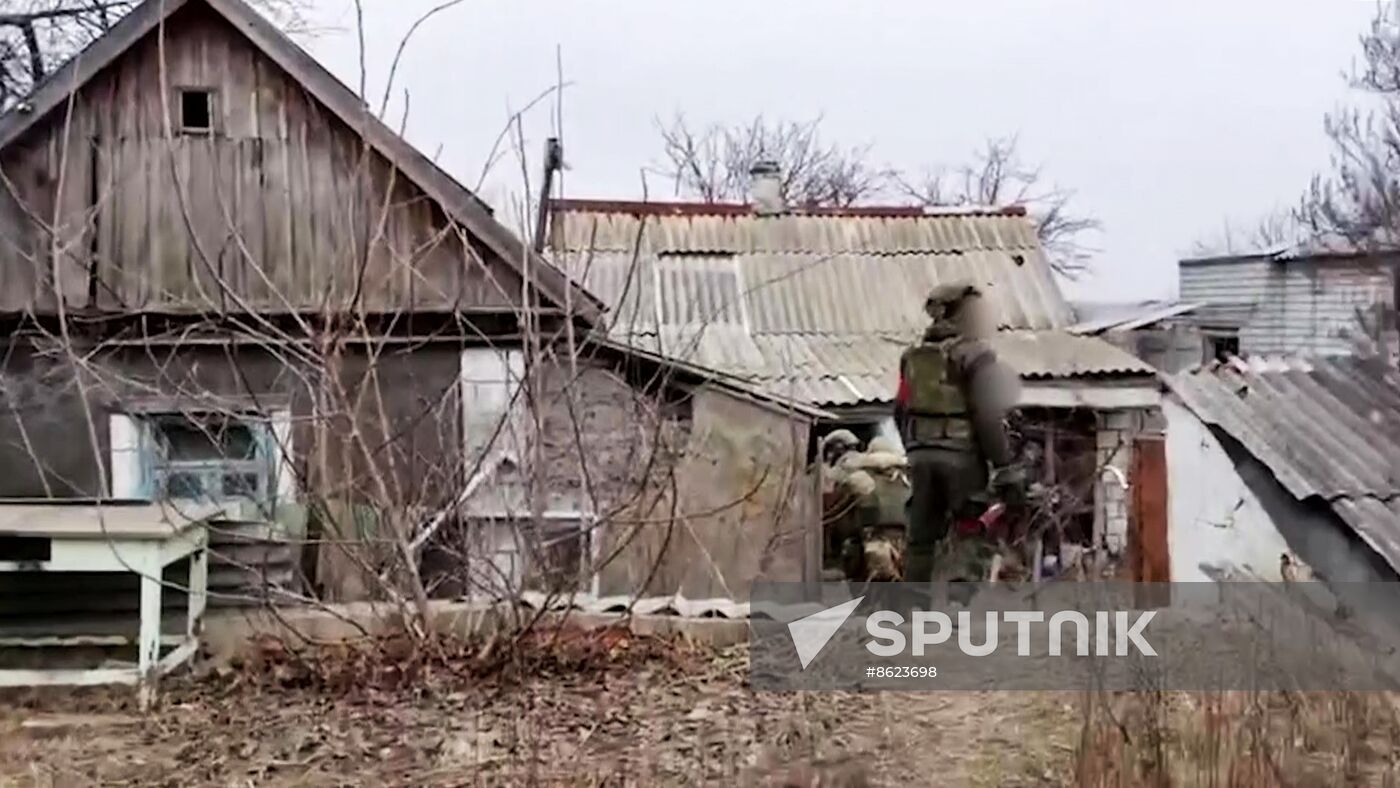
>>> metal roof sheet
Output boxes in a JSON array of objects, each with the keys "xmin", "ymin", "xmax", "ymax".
[
  {"xmin": 553, "ymin": 202, "xmax": 1147, "ymax": 406},
  {"xmin": 1189, "ymin": 303, "xmax": 1259, "ymax": 329},
  {"xmin": 1179, "ymin": 236, "xmax": 1398, "ymax": 265},
  {"xmin": 552, "ymin": 205, "xmax": 1071, "ymax": 331},
  {"xmin": 1169, "ymin": 356, "xmax": 1400, "ymax": 570},
  {"xmin": 612, "ymin": 328, "xmax": 1153, "ymax": 407},
  {"xmin": 1070, "ymin": 300, "xmax": 1204, "ymax": 335}
]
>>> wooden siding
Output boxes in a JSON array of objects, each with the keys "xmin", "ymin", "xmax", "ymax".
[
  {"xmin": 0, "ymin": 338, "xmax": 464, "ymax": 501},
  {"xmin": 1180, "ymin": 257, "xmax": 1397, "ymax": 357},
  {"xmin": 0, "ymin": 4, "xmax": 524, "ymax": 316}
]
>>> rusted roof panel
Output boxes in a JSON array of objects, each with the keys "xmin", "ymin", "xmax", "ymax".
[
  {"xmin": 1169, "ymin": 356, "xmax": 1400, "ymax": 569},
  {"xmin": 553, "ymin": 202, "xmax": 1150, "ymax": 407}
]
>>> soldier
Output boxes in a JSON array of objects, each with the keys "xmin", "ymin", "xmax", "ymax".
[
  {"xmin": 854, "ymin": 435, "xmax": 911, "ymax": 581},
  {"xmin": 895, "ymin": 283, "xmax": 1025, "ymax": 587},
  {"xmin": 819, "ymin": 430, "xmax": 868, "ymax": 579}
]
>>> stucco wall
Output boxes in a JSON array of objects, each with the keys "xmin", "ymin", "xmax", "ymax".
[
  {"xmin": 1164, "ymin": 399, "xmax": 1291, "ymax": 581},
  {"xmin": 595, "ymin": 386, "xmax": 814, "ymax": 601}
]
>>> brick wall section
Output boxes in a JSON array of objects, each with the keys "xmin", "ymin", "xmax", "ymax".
[{"xmin": 1093, "ymin": 407, "xmax": 1166, "ymax": 555}]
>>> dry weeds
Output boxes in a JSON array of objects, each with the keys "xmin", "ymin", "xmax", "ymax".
[{"xmin": 0, "ymin": 627, "xmax": 1080, "ymax": 787}]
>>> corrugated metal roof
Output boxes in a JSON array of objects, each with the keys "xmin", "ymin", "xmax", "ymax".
[
  {"xmin": 1169, "ymin": 356, "xmax": 1400, "ymax": 570},
  {"xmin": 1180, "ymin": 235, "xmax": 1396, "ymax": 265},
  {"xmin": 990, "ymin": 332, "xmax": 1156, "ymax": 379},
  {"xmin": 1190, "ymin": 303, "xmax": 1259, "ymax": 329},
  {"xmin": 553, "ymin": 201, "xmax": 1148, "ymax": 407},
  {"xmin": 1070, "ymin": 300, "xmax": 1203, "ymax": 335},
  {"xmin": 612, "ymin": 328, "xmax": 1152, "ymax": 406}
]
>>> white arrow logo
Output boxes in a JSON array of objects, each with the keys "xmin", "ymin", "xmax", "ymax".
[{"xmin": 787, "ymin": 596, "xmax": 864, "ymax": 669}]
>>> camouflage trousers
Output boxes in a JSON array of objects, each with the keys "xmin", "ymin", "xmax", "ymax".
[
  {"xmin": 839, "ymin": 527, "xmax": 906, "ymax": 582},
  {"xmin": 904, "ymin": 447, "xmax": 988, "ymax": 584}
]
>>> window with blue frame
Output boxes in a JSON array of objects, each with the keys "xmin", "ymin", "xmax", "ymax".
[{"xmin": 142, "ymin": 412, "xmax": 276, "ymax": 506}]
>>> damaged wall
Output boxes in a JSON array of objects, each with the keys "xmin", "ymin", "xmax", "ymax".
[
  {"xmin": 522, "ymin": 360, "xmax": 814, "ymax": 602},
  {"xmin": 1099, "ymin": 323, "xmax": 1203, "ymax": 375},
  {"xmin": 593, "ymin": 387, "xmax": 813, "ymax": 601},
  {"xmin": 444, "ymin": 350, "xmax": 816, "ymax": 602},
  {"xmin": 1164, "ymin": 399, "xmax": 1293, "ymax": 581}
]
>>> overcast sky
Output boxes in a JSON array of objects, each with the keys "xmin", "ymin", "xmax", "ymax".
[{"xmin": 302, "ymin": 1, "xmax": 1378, "ymax": 302}]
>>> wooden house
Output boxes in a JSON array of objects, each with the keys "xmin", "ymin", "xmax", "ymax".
[{"xmin": 0, "ymin": 0, "xmax": 821, "ymax": 607}]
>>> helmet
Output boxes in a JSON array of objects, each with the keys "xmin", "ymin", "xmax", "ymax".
[
  {"xmin": 821, "ymin": 429, "xmax": 860, "ymax": 451},
  {"xmin": 924, "ymin": 282, "xmax": 982, "ymax": 320},
  {"xmin": 821, "ymin": 429, "xmax": 861, "ymax": 464}
]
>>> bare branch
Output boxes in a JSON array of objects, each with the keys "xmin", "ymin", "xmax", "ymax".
[
  {"xmin": 900, "ymin": 136, "xmax": 1102, "ymax": 277},
  {"xmin": 653, "ymin": 113, "xmax": 895, "ymax": 208},
  {"xmin": 0, "ymin": 0, "xmax": 309, "ymax": 109}
]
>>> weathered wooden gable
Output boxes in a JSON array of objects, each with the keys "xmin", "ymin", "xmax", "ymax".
[{"xmin": 0, "ymin": 2, "xmax": 533, "ymax": 316}]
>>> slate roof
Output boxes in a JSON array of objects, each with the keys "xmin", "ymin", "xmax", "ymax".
[
  {"xmin": 551, "ymin": 200, "xmax": 1152, "ymax": 407},
  {"xmin": 1170, "ymin": 356, "xmax": 1400, "ymax": 570}
]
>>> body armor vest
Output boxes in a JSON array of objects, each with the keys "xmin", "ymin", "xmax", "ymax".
[{"xmin": 902, "ymin": 339, "xmax": 975, "ymax": 448}]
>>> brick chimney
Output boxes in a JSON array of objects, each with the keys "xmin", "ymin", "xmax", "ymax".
[{"xmin": 749, "ymin": 160, "xmax": 784, "ymax": 216}]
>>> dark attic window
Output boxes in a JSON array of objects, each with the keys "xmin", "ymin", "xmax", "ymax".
[{"xmin": 179, "ymin": 88, "xmax": 214, "ymax": 134}]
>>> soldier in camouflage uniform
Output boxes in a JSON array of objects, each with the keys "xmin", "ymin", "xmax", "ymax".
[
  {"xmin": 819, "ymin": 430, "xmax": 869, "ymax": 579},
  {"xmin": 821, "ymin": 431, "xmax": 913, "ymax": 582},
  {"xmin": 894, "ymin": 283, "xmax": 1025, "ymax": 587},
  {"xmin": 841, "ymin": 436, "xmax": 910, "ymax": 581}
]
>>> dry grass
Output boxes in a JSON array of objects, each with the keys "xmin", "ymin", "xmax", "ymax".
[
  {"xmin": 11, "ymin": 629, "xmax": 1395, "ymax": 786},
  {"xmin": 1076, "ymin": 690, "xmax": 1400, "ymax": 787},
  {"xmin": 0, "ymin": 630, "xmax": 1084, "ymax": 787}
]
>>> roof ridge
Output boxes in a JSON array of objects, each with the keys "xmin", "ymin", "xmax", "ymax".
[{"xmin": 551, "ymin": 198, "xmax": 1028, "ymax": 218}]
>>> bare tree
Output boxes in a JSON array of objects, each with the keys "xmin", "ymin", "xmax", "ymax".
[
  {"xmin": 900, "ymin": 136, "xmax": 1102, "ymax": 277},
  {"xmin": 654, "ymin": 113, "xmax": 893, "ymax": 208},
  {"xmin": 655, "ymin": 118, "xmax": 1101, "ymax": 276},
  {"xmin": 1188, "ymin": 207, "xmax": 1302, "ymax": 258},
  {"xmin": 1296, "ymin": 1, "xmax": 1400, "ymax": 356},
  {"xmin": 0, "ymin": 0, "xmax": 308, "ymax": 110},
  {"xmin": 1300, "ymin": 2, "xmax": 1400, "ymax": 248}
]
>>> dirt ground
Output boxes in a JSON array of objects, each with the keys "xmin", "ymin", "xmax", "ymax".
[{"xmin": 0, "ymin": 630, "xmax": 1084, "ymax": 787}]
